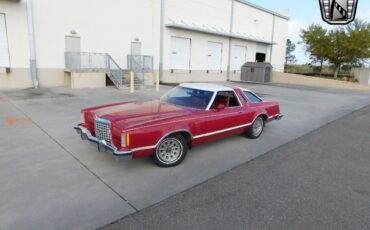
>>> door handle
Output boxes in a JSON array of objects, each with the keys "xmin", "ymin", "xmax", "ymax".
[{"xmin": 238, "ymin": 111, "xmax": 245, "ymax": 114}]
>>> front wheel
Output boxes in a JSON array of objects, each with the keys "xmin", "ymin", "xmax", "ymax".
[
  {"xmin": 153, "ymin": 134, "xmax": 188, "ymax": 167},
  {"xmin": 246, "ymin": 116, "xmax": 265, "ymax": 139}
]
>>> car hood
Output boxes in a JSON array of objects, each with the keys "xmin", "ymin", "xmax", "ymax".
[{"xmin": 87, "ymin": 100, "xmax": 194, "ymax": 129}]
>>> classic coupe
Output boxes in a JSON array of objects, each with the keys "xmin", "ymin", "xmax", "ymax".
[{"xmin": 74, "ymin": 83, "xmax": 283, "ymax": 167}]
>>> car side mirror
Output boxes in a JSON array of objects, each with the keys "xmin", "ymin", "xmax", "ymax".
[{"xmin": 216, "ymin": 104, "xmax": 226, "ymax": 111}]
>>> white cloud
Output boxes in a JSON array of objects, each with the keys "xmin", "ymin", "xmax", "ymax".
[
  {"xmin": 288, "ymin": 20, "xmax": 303, "ymax": 43},
  {"xmin": 357, "ymin": 10, "xmax": 370, "ymax": 20},
  {"xmin": 286, "ymin": 7, "xmax": 370, "ymax": 64},
  {"xmin": 288, "ymin": 20, "xmax": 310, "ymax": 64}
]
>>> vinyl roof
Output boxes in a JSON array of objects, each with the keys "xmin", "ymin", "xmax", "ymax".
[{"xmin": 180, "ymin": 83, "xmax": 233, "ymax": 92}]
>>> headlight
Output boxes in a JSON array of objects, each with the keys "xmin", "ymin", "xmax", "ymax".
[
  {"xmin": 80, "ymin": 112, "xmax": 85, "ymax": 123},
  {"xmin": 121, "ymin": 133, "xmax": 130, "ymax": 147}
]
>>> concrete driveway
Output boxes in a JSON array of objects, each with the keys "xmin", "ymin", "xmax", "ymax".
[{"xmin": 0, "ymin": 83, "xmax": 369, "ymax": 230}]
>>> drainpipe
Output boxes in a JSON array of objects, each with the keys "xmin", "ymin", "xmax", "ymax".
[
  {"xmin": 26, "ymin": 0, "xmax": 39, "ymax": 88},
  {"xmin": 269, "ymin": 15, "xmax": 276, "ymax": 63},
  {"xmin": 226, "ymin": 0, "xmax": 234, "ymax": 81},
  {"xmin": 159, "ymin": 0, "xmax": 164, "ymax": 81}
]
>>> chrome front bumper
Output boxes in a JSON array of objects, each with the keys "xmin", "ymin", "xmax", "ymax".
[{"xmin": 74, "ymin": 124, "xmax": 133, "ymax": 160}]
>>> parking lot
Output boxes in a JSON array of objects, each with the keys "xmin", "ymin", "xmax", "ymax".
[{"xmin": 1, "ymin": 83, "xmax": 370, "ymax": 230}]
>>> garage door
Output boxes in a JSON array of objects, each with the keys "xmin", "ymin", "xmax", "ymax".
[
  {"xmin": 171, "ymin": 37, "xmax": 191, "ymax": 70},
  {"xmin": 256, "ymin": 44, "xmax": 267, "ymax": 54},
  {"xmin": 231, "ymin": 45, "xmax": 246, "ymax": 71},
  {"xmin": 256, "ymin": 44, "xmax": 267, "ymax": 62},
  {"xmin": 0, "ymin": 14, "xmax": 10, "ymax": 67},
  {"xmin": 207, "ymin": 42, "xmax": 222, "ymax": 71}
]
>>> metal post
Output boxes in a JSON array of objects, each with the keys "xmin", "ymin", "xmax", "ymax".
[
  {"xmin": 269, "ymin": 15, "xmax": 276, "ymax": 63},
  {"xmin": 156, "ymin": 71, "xmax": 160, "ymax": 92},
  {"xmin": 227, "ymin": 0, "xmax": 235, "ymax": 81},
  {"xmin": 130, "ymin": 71, "xmax": 134, "ymax": 93},
  {"xmin": 159, "ymin": 0, "xmax": 165, "ymax": 81},
  {"xmin": 26, "ymin": 0, "xmax": 39, "ymax": 88}
]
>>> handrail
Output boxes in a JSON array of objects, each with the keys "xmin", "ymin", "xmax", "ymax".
[{"xmin": 64, "ymin": 52, "xmax": 137, "ymax": 88}]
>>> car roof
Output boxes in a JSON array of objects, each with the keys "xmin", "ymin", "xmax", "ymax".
[
  {"xmin": 239, "ymin": 87, "xmax": 252, "ymax": 92},
  {"xmin": 179, "ymin": 83, "xmax": 234, "ymax": 92}
]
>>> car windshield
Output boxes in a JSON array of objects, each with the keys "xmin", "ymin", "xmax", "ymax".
[{"xmin": 160, "ymin": 86, "xmax": 214, "ymax": 110}]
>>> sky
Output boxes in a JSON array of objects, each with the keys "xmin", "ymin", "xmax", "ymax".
[{"xmin": 247, "ymin": 0, "xmax": 370, "ymax": 64}]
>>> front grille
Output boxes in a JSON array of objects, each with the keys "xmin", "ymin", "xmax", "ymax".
[{"xmin": 94, "ymin": 118, "xmax": 111, "ymax": 142}]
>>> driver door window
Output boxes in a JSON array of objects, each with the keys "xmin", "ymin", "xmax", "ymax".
[
  {"xmin": 211, "ymin": 91, "xmax": 240, "ymax": 109},
  {"xmin": 203, "ymin": 91, "xmax": 245, "ymax": 140}
]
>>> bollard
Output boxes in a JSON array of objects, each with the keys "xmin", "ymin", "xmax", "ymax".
[
  {"xmin": 130, "ymin": 72, "xmax": 134, "ymax": 93},
  {"xmin": 156, "ymin": 71, "xmax": 160, "ymax": 92}
]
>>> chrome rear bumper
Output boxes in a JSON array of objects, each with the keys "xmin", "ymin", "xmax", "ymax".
[
  {"xmin": 74, "ymin": 124, "xmax": 132, "ymax": 160},
  {"xmin": 275, "ymin": 114, "xmax": 284, "ymax": 120}
]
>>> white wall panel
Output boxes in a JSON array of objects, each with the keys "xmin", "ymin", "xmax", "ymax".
[{"xmin": 0, "ymin": 14, "xmax": 10, "ymax": 67}]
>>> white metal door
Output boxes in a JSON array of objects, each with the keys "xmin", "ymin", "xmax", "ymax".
[
  {"xmin": 65, "ymin": 36, "xmax": 80, "ymax": 52},
  {"xmin": 232, "ymin": 45, "xmax": 247, "ymax": 71},
  {"xmin": 171, "ymin": 37, "xmax": 191, "ymax": 70},
  {"xmin": 0, "ymin": 14, "xmax": 10, "ymax": 67},
  {"xmin": 207, "ymin": 42, "xmax": 222, "ymax": 70},
  {"xmin": 131, "ymin": 42, "xmax": 142, "ymax": 55}
]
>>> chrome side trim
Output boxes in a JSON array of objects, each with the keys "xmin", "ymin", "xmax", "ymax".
[
  {"xmin": 74, "ymin": 124, "xmax": 132, "ymax": 160},
  {"xmin": 193, "ymin": 123, "xmax": 252, "ymax": 139},
  {"xmin": 132, "ymin": 145, "xmax": 157, "ymax": 152},
  {"xmin": 121, "ymin": 129, "xmax": 194, "ymax": 153},
  {"xmin": 156, "ymin": 129, "xmax": 193, "ymax": 145}
]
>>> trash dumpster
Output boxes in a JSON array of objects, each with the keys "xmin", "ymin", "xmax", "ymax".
[{"xmin": 241, "ymin": 62, "xmax": 272, "ymax": 83}]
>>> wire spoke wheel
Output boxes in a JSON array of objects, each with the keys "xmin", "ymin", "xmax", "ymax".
[
  {"xmin": 247, "ymin": 116, "xmax": 265, "ymax": 139},
  {"xmin": 252, "ymin": 117, "xmax": 263, "ymax": 136},
  {"xmin": 157, "ymin": 138, "xmax": 183, "ymax": 164}
]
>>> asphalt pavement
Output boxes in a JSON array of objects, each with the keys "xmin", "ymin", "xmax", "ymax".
[
  {"xmin": 102, "ymin": 104, "xmax": 370, "ymax": 230},
  {"xmin": 0, "ymin": 83, "xmax": 369, "ymax": 230}
]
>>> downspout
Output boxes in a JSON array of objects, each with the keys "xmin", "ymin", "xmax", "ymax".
[
  {"xmin": 26, "ymin": 0, "xmax": 38, "ymax": 88},
  {"xmin": 226, "ymin": 0, "xmax": 235, "ymax": 81},
  {"xmin": 159, "ymin": 0, "xmax": 164, "ymax": 81},
  {"xmin": 269, "ymin": 15, "xmax": 275, "ymax": 63}
]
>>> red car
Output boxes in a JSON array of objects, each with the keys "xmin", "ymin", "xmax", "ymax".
[{"xmin": 75, "ymin": 83, "xmax": 283, "ymax": 167}]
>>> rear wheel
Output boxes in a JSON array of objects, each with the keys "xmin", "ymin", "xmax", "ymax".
[
  {"xmin": 246, "ymin": 116, "xmax": 265, "ymax": 139},
  {"xmin": 153, "ymin": 134, "xmax": 188, "ymax": 167}
]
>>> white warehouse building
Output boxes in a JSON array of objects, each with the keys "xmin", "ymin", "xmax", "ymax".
[{"xmin": 0, "ymin": 0, "xmax": 289, "ymax": 89}]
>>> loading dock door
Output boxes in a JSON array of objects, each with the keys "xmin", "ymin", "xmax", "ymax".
[
  {"xmin": 256, "ymin": 44, "xmax": 267, "ymax": 62},
  {"xmin": 232, "ymin": 45, "xmax": 247, "ymax": 71},
  {"xmin": 207, "ymin": 42, "xmax": 222, "ymax": 71},
  {"xmin": 0, "ymin": 14, "xmax": 10, "ymax": 67},
  {"xmin": 171, "ymin": 37, "xmax": 191, "ymax": 70}
]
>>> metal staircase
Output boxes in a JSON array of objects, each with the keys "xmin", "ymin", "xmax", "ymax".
[
  {"xmin": 65, "ymin": 52, "xmax": 142, "ymax": 89},
  {"xmin": 106, "ymin": 54, "xmax": 129, "ymax": 88}
]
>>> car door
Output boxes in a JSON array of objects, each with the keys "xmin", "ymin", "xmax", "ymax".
[{"xmin": 200, "ymin": 90, "xmax": 249, "ymax": 141}]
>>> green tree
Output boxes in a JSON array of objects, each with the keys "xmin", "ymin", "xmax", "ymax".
[
  {"xmin": 300, "ymin": 20, "xmax": 370, "ymax": 78},
  {"xmin": 327, "ymin": 20, "xmax": 370, "ymax": 78},
  {"xmin": 300, "ymin": 24, "xmax": 330, "ymax": 76},
  {"xmin": 285, "ymin": 39, "xmax": 297, "ymax": 65}
]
